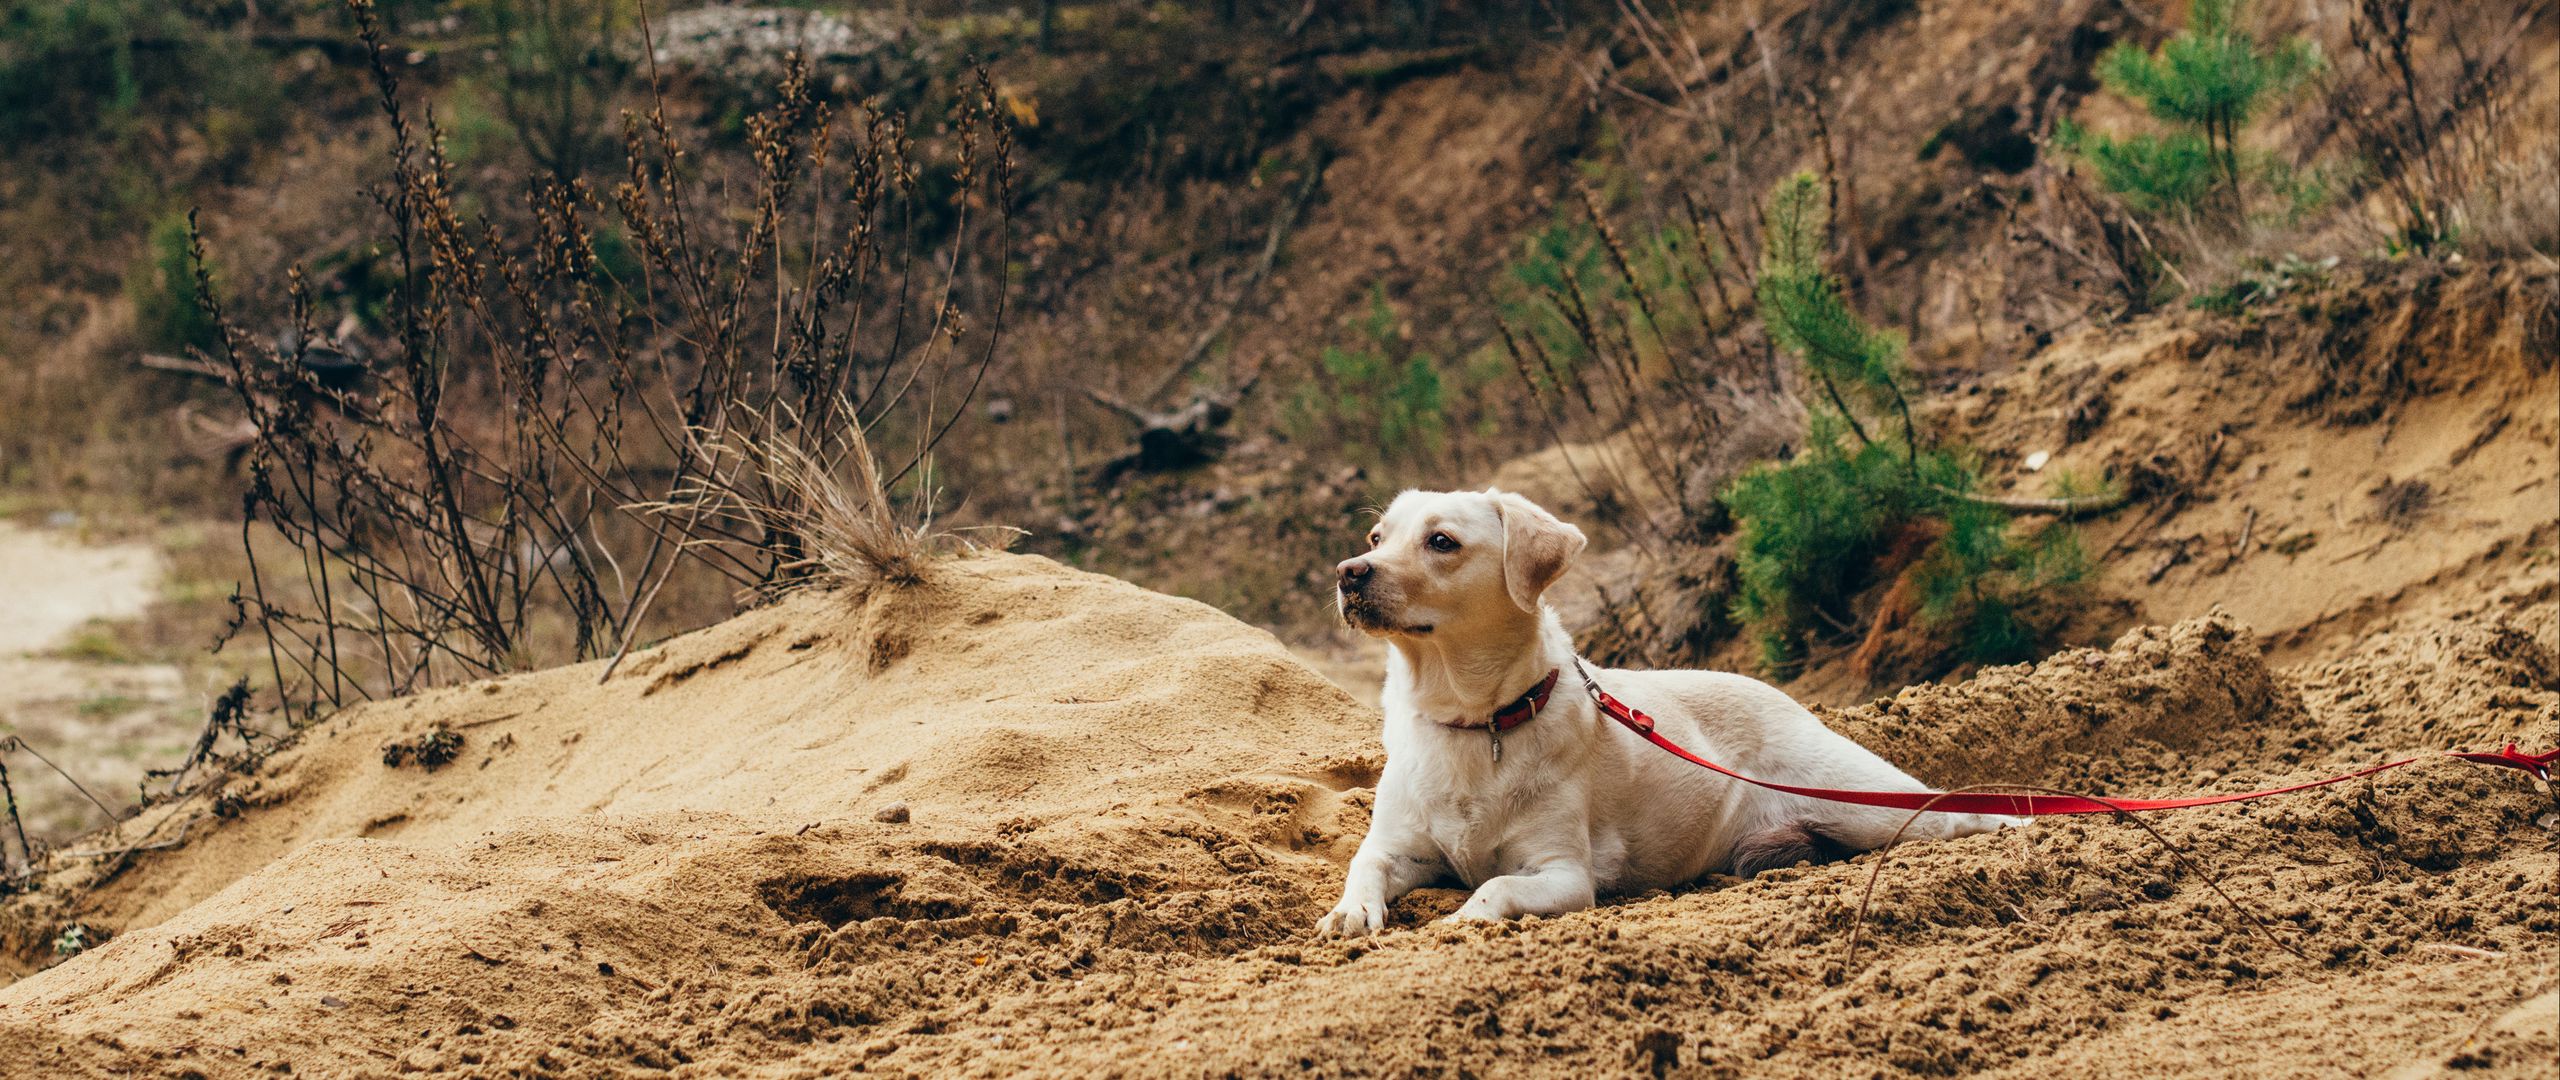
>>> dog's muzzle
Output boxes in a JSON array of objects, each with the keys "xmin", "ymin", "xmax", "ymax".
[
  {"xmin": 1338, "ymin": 595, "xmax": 1391, "ymax": 631},
  {"xmin": 1336, "ymin": 558, "xmax": 1426, "ymax": 634}
]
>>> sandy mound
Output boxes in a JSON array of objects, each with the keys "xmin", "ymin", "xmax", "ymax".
[
  {"xmin": 1, "ymin": 548, "xmax": 2552, "ymax": 1077},
  {"xmin": 1, "ymin": 553, "xmax": 1380, "ymax": 950}
]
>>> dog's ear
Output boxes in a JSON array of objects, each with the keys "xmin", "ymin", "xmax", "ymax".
[{"xmin": 1490, "ymin": 491, "xmax": 1586, "ymax": 614}]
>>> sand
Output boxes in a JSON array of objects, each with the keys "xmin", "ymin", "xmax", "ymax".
[{"xmin": 0, "ymin": 544, "xmax": 2549, "ymax": 1077}]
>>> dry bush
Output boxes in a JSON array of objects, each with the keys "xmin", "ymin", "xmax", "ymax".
[
  {"xmin": 2000, "ymin": 158, "xmax": 2182, "ymax": 318},
  {"xmin": 2454, "ymin": 154, "xmax": 2560, "ymax": 263},
  {"xmin": 1486, "ymin": 176, "xmax": 1784, "ymax": 664},
  {"xmin": 194, "ymin": 0, "xmax": 1017, "ymax": 718},
  {"xmin": 2123, "ymin": 0, "xmax": 2555, "ymax": 294},
  {"xmin": 1494, "ymin": 186, "xmax": 1772, "ymax": 545},
  {"xmin": 2327, "ymin": 0, "xmax": 2548, "ymax": 257},
  {"xmin": 1519, "ymin": 1, "xmax": 1946, "ymax": 493}
]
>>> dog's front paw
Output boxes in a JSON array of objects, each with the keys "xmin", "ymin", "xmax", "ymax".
[
  {"xmin": 1316, "ymin": 897, "xmax": 1387, "ymax": 937},
  {"xmin": 1439, "ymin": 897, "xmax": 1507, "ymax": 924}
]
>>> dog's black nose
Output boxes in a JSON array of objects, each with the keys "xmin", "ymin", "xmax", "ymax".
[{"xmin": 1337, "ymin": 558, "xmax": 1372, "ymax": 592}]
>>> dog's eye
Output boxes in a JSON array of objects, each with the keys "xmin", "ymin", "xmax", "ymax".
[
  {"xmin": 1427, "ymin": 532, "xmax": 1460, "ymax": 553},
  {"xmin": 1368, "ymin": 532, "xmax": 1382, "ymax": 548}
]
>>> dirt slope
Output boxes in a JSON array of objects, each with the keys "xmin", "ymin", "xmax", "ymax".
[
  {"xmin": 1, "ymin": 541, "xmax": 2553, "ymax": 1077},
  {"xmin": 1733, "ymin": 261, "xmax": 2560, "ymax": 705},
  {"xmin": 1956, "ymin": 262, "xmax": 2559, "ymax": 668}
]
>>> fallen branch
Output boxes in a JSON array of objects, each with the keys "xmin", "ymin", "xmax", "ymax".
[
  {"xmin": 54, "ymin": 814, "xmax": 203, "ymax": 860},
  {"xmin": 1086, "ymin": 375, "xmax": 1261, "ymax": 480},
  {"xmin": 1939, "ymin": 484, "xmax": 2133, "ymax": 518},
  {"xmin": 1081, "ymin": 385, "xmax": 1154, "ymax": 428},
  {"xmin": 139, "ymin": 352, "xmax": 233, "ymax": 381}
]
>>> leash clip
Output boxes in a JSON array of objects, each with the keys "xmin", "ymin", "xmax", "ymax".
[{"xmin": 1571, "ymin": 658, "xmax": 1656, "ymax": 733}]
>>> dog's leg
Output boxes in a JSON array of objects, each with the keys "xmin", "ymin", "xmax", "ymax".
[
  {"xmin": 1318, "ymin": 845, "xmax": 1443, "ymax": 937},
  {"xmin": 1786, "ymin": 731, "xmax": 2025, "ymax": 851},
  {"xmin": 1444, "ymin": 861, "xmax": 1596, "ymax": 923},
  {"xmin": 1807, "ymin": 803, "xmax": 2022, "ymax": 854},
  {"xmin": 1730, "ymin": 821, "xmax": 1858, "ymax": 877}
]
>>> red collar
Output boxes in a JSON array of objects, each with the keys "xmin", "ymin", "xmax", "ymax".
[{"xmin": 1441, "ymin": 669, "xmax": 1559, "ymax": 732}]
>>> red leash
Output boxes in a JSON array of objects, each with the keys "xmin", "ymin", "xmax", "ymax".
[{"xmin": 1569, "ymin": 660, "xmax": 2558, "ymax": 816}]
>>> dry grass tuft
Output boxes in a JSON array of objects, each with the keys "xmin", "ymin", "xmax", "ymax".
[
  {"xmin": 646, "ymin": 407, "xmax": 969, "ymax": 596},
  {"xmin": 752, "ymin": 426, "xmax": 928, "ymax": 589}
]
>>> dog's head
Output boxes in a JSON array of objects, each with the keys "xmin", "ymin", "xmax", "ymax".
[{"xmin": 1336, "ymin": 488, "xmax": 1587, "ymax": 638}]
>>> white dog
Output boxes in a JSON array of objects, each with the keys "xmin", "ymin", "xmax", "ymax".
[{"xmin": 1317, "ymin": 488, "xmax": 2015, "ymax": 935}]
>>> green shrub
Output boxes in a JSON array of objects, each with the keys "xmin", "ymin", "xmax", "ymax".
[
  {"xmin": 1910, "ymin": 469, "xmax": 2093, "ymax": 664},
  {"xmin": 1723, "ymin": 414, "xmax": 1928, "ymax": 666},
  {"xmin": 1286, "ymin": 286, "xmax": 1446, "ymax": 464},
  {"xmin": 2053, "ymin": 125, "xmax": 2221, "ymax": 215},
  {"xmin": 2057, "ymin": 0, "xmax": 2320, "ymax": 216},
  {"xmin": 128, "ymin": 211, "xmax": 218, "ymax": 353},
  {"xmin": 1497, "ymin": 213, "xmax": 1730, "ymax": 390},
  {"xmin": 1723, "ymin": 429, "xmax": 2093, "ymax": 674},
  {"xmin": 1722, "ymin": 172, "xmax": 2095, "ymax": 675},
  {"xmin": 0, "ymin": 2, "xmax": 280, "ymax": 153},
  {"xmin": 472, "ymin": 0, "xmax": 637, "ymax": 180},
  {"xmin": 1756, "ymin": 174, "xmax": 1909, "ymax": 420}
]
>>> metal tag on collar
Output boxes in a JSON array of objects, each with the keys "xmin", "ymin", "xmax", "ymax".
[{"xmin": 1487, "ymin": 719, "xmax": 1503, "ymax": 763}]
